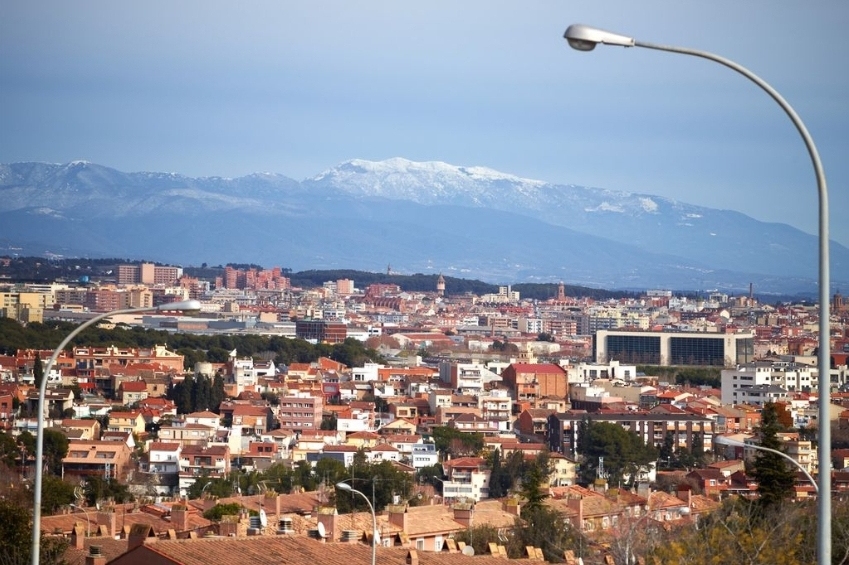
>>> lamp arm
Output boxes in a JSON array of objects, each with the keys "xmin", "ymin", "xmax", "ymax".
[
  {"xmin": 636, "ymin": 38, "xmax": 830, "ymax": 563},
  {"xmin": 31, "ymin": 305, "xmax": 160, "ymax": 565}
]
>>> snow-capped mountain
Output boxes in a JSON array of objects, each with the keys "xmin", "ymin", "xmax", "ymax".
[{"xmin": 1, "ymin": 159, "xmax": 845, "ymax": 294}]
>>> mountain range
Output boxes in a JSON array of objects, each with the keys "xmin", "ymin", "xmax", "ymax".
[{"xmin": 0, "ymin": 158, "xmax": 844, "ymax": 295}]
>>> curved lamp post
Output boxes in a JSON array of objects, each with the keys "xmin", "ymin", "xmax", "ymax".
[
  {"xmin": 715, "ymin": 435, "xmax": 817, "ymax": 492},
  {"xmin": 31, "ymin": 299, "xmax": 201, "ymax": 565},
  {"xmin": 336, "ymin": 481, "xmax": 377, "ymax": 565},
  {"xmin": 563, "ymin": 24, "xmax": 830, "ymax": 565},
  {"xmin": 69, "ymin": 503, "xmax": 91, "ymax": 538}
]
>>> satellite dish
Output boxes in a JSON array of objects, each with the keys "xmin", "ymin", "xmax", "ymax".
[
  {"xmin": 317, "ymin": 522, "xmax": 326, "ymax": 538},
  {"xmin": 259, "ymin": 508, "xmax": 268, "ymax": 528},
  {"xmin": 462, "ymin": 546, "xmax": 475, "ymax": 556}
]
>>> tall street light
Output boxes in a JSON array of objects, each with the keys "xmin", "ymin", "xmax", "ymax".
[
  {"xmin": 715, "ymin": 435, "xmax": 817, "ymax": 493},
  {"xmin": 562, "ymin": 24, "xmax": 830, "ymax": 564},
  {"xmin": 31, "ymin": 299, "xmax": 201, "ymax": 565},
  {"xmin": 335, "ymin": 482, "xmax": 377, "ymax": 565},
  {"xmin": 68, "ymin": 503, "xmax": 91, "ymax": 538}
]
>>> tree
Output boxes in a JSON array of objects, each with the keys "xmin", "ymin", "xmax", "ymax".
[
  {"xmin": 751, "ymin": 402, "xmax": 796, "ymax": 508},
  {"xmin": 203, "ymin": 502, "xmax": 243, "ymax": 521},
  {"xmin": 0, "ymin": 498, "xmax": 68, "ymax": 565},
  {"xmin": 691, "ymin": 431, "xmax": 705, "ymax": 468},
  {"xmin": 518, "ymin": 456, "xmax": 550, "ymax": 512},
  {"xmin": 33, "ymin": 351, "xmax": 45, "ymax": 389},
  {"xmin": 186, "ymin": 475, "xmax": 236, "ymax": 500},
  {"xmin": 576, "ymin": 420, "xmax": 657, "ymax": 486},
  {"xmin": 431, "ymin": 426, "xmax": 483, "ymax": 458},
  {"xmin": 42, "ymin": 429, "xmax": 70, "ymax": 476},
  {"xmin": 0, "ymin": 432, "xmax": 20, "ymax": 469},
  {"xmin": 320, "ymin": 412, "xmax": 337, "ymax": 430},
  {"xmin": 487, "ymin": 448, "xmax": 507, "ymax": 499},
  {"xmin": 658, "ymin": 431, "xmax": 675, "ymax": 468},
  {"xmin": 510, "ymin": 505, "xmax": 587, "ymax": 563},
  {"xmin": 646, "ymin": 497, "xmax": 809, "ymax": 565},
  {"xmin": 84, "ymin": 476, "xmax": 133, "ymax": 506},
  {"xmin": 41, "ymin": 475, "xmax": 76, "ymax": 514}
]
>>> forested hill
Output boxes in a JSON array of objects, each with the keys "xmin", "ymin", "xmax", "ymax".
[{"xmin": 0, "ymin": 256, "xmax": 636, "ymax": 300}]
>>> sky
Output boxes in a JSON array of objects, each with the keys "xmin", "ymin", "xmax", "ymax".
[{"xmin": 2, "ymin": 1, "xmax": 848, "ymax": 246}]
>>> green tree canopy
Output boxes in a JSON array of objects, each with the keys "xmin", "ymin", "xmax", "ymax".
[
  {"xmin": 576, "ymin": 419, "xmax": 658, "ymax": 487},
  {"xmin": 0, "ymin": 498, "xmax": 68, "ymax": 565},
  {"xmin": 431, "ymin": 426, "xmax": 484, "ymax": 458}
]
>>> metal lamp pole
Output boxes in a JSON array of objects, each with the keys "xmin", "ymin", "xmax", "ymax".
[
  {"xmin": 69, "ymin": 503, "xmax": 91, "ymax": 538},
  {"xmin": 562, "ymin": 24, "xmax": 830, "ymax": 564},
  {"xmin": 30, "ymin": 299, "xmax": 201, "ymax": 565},
  {"xmin": 716, "ymin": 436, "xmax": 818, "ymax": 492},
  {"xmin": 336, "ymin": 482, "xmax": 377, "ymax": 565}
]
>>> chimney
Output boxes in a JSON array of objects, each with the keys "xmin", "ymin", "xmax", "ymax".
[
  {"xmin": 266, "ymin": 492, "xmax": 280, "ymax": 519},
  {"xmin": 406, "ymin": 550, "xmax": 419, "ymax": 565},
  {"xmin": 127, "ymin": 524, "xmax": 155, "ymax": 550},
  {"xmin": 316, "ymin": 507, "xmax": 338, "ymax": 541},
  {"xmin": 85, "ymin": 546, "xmax": 106, "ymax": 565},
  {"xmin": 202, "ymin": 496, "xmax": 218, "ymax": 512},
  {"xmin": 70, "ymin": 524, "xmax": 86, "ymax": 550},
  {"xmin": 452, "ymin": 503, "xmax": 474, "ymax": 528},
  {"xmin": 677, "ymin": 484, "xmax": 692, "ymax": 508},
  {"xmin": 96, "ymin": 509, "xmax": 116, "ymax": 538},
  {"xmin": 502, "ymin": 497, "xmax": 521, "ymax": 517},
  {"xmin": 566, "ymin": 497, "xmax": 583, "ymax": 528},
  {"xmin": 387, "ymin": 504, "xmax": 408, "ymax": 533},
  {"xmin": 171, "ymin": 504, "xmax": 191, "ymax": 532}
]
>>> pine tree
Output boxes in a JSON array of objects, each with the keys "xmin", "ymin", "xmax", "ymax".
[
  {"xmin": 33, "ymin": 352, "xmax": 44, "ymax": 389},
  {"xmin": 752, "ymin": 402, "xmax": 796, "ymax": 508}
]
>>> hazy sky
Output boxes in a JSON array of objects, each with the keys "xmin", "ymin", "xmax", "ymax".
[{"xmin": 2, "ymin": 2, "xmax": 848, "ymax": 246}]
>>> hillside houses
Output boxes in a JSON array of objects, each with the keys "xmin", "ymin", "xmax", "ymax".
[{"xmin": 6, "ymin": 277, "xmax": 849, "ymax": 562}]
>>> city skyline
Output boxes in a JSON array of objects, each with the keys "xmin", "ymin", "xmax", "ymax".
[{"xmin": 2, "ymin": 2, "xmax": 847, "ymax": 246}]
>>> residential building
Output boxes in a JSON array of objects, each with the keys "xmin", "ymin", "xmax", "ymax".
[
  {"xmin": 277, "ymin": 393, "xmax": 323, "ymax": 432},
  {"xmin": 62, "ymin": 440, "xmax": 133, "ymax": 481}
]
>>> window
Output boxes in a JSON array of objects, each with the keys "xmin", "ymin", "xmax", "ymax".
[{"xmin": 416, "ymin": 539, "xmax": 425, "ymax": 551}]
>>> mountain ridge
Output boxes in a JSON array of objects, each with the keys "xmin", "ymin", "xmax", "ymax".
[{"xmin": 0, "ymin": 159, "xmax": 844, "ymax": 295}]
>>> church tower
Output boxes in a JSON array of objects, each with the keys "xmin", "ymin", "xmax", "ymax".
[{"xmin": 436, "ymin": 274, "xmax": 446, "ymax": 297}]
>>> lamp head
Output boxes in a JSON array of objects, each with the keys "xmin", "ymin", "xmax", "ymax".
[
  {"xmin": 335, "ymin": 482, "xmax": 352, "ymax": 492},
  {"xmin": 564, "ymin": 24, "xmax": 635, "ymax": 51},
  {"xmin": 156, "ymin": 299, "xmax": 202, "ymax": 312},
  {"xmin": 715, "ymin": 436, "xmax": 743, "ymax": 447}
]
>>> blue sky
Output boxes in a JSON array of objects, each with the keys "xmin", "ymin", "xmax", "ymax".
[{"xmin": 2, "ymin": 1, "xmax": 848, "ymax": 246}]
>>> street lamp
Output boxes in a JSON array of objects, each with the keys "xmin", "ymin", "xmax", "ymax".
[
  {"xmin": 68, "ymin": 503, "xmax": 91, "ymax": 538},
  {"xmin": 335, "ymin": 482, "xmax": 377, "ymax": 565},
  {"xmin": 562, "ymin": 24, "xmax": 830, "ymax": 565},
  {"xmin": 715, "ymin": 435, "xmax": 817, "ymax": 493},
  {"xmin": 31, "ymin": 299, "xmax": 201, "ymax": 565}
]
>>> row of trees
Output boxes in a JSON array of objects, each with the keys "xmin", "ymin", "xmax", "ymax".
[
  {"xmin": 189, "ymin": 453, "xmax": 416, "ymax": 515},
  {"xmin": 168, "ymin": 373, "xmax": 226, "ymax": 414},
  {"xmin": 0, "ymin": 317, "xmax": 385, "ymax": 369}
]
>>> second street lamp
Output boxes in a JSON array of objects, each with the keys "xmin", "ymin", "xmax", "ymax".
[
  {"xmin": 715, "ymin": 435, "xmax": 817, "ymax": 493},
  {"xmin": 562, "ymin": 23, "xmax": 830, "ymax": 565},
  {"xmin": 31, "ymin": 299, "xmax": 201, "ymax": 565},
  {"xmin": 336, "ymin": 481, "xmax": 377, "ymax": 565}
]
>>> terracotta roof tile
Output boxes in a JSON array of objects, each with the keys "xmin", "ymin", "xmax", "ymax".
[{"xmin": 111, "ymin": 534, "xmax": 515, "ymax": 565}]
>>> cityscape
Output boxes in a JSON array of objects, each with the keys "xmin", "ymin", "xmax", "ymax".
[
  {"xmin": 3, "ymin": 2, "xmax": 847, "ymax": 565},
  {"xmin": 2, "ymin": 257, "xmax": 848, "ymax": 564}
]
